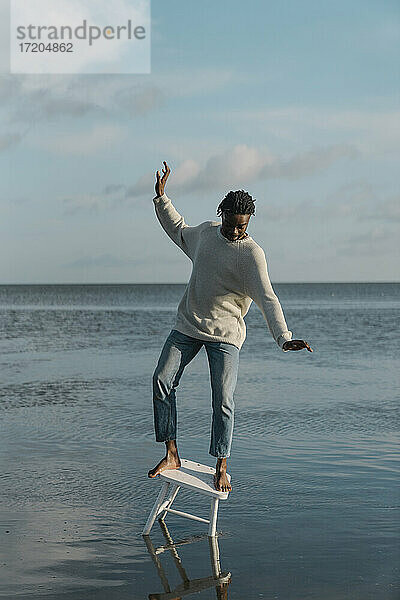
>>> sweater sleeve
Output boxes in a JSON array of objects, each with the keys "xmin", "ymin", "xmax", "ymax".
[
  {"xmin": 153, "ymin": 192, "xmax": 204, "ymax": 261},
  {"xmin": 244, "ymin": 246, "xmax": 293, "ymax": 351}
]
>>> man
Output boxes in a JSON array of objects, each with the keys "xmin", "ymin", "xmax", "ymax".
[{"xmin": 148, "ymin": 161, "xmax": 312, "ymax": 492}]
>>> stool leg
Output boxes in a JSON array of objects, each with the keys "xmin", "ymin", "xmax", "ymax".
[
  {"xmin": 208, "ymin": 535, "xmax": 221, "ymax": 578},
  {"xmin": 159, "ymin": 484, "xmax": 180, "ymax": 522},
  {"xmin": 208, "ymin": 497, "xmax": 219, "ymax": 537},
  {"xmin": 142, "ymin": 482, "xmax": 170, "ymax": 535}
]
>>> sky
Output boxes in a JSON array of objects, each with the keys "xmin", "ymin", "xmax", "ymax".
[{"xmin": 0, "ymin": 0, "xmax": 399, "ymax": 283}]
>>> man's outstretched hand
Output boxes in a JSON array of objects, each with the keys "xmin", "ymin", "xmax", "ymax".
[
  {"xmin": 283, "ymin": 339, "xmax": 313, "ymax": 352},
  {"xmin": 155, "ymin": 161, "xmax": 170, "ymax": 197}
]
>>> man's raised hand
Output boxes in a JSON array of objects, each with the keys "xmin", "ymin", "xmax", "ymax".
[
  {"xmin": 155, "ymin": 161, "xmax": 170, "ymax": 197},
  {"xmin": 283, "ymin": 340, "xmax": 313, "ymax": 352}
]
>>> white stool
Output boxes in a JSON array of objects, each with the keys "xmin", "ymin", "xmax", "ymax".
[{"xmin": 142, "ymin": 458, "xmax": 231, "ymax": 537}]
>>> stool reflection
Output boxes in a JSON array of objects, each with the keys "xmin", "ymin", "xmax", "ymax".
[{"xmin": 143, "ymin": 520, "xmax": 231, "ymax": 599}]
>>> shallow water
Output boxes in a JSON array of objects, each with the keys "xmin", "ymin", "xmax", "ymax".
[{"xmin": 0, "ymin": 283, "xmax": 399, "ymax": 599}]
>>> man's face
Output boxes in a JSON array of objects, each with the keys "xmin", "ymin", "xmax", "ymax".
[{"xmin": 220, "ymin": 212, "xmax": 251, "ymax": 241}]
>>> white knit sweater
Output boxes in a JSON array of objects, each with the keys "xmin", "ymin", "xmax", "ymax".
[{"xmin": 153, "ymin": 193, "xmax": 293, "ymax": 351}]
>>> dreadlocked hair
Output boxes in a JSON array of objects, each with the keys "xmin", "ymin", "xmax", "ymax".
[{"xmin": 216, "ymin": 190, "xmax": 256, "ymax": 217}]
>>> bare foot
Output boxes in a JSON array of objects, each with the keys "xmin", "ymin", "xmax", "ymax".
[
  {"xmin": 214, "ymin": 459, "xmax": 232, "ymax": 492},
  {"xmin": 148, "ymin": 443, "xmax": 181, "ymax": 478}
]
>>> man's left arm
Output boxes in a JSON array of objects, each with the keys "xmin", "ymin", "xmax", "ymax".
[{"xmin": 244, "ymin": 247, "xmax": 312, "ymax": 353}]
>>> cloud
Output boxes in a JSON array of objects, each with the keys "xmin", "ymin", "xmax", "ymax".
[
  {"xmin": 162, "ymin": 67, "xmax": 235, "ymax": 99},
  {"xmin": 171, "ymin": 159, "xmax": 202, "ymax": 186},
  {"xmin": 0, "ymin": 65, "xmax": 235, "ymax": 124},
  {"xmin": 126, "ymin": 143, "xmax": 358, "ymax": 198},
  {"xmin": 114, "ymin": 85, "xmax": 164, "ymax": 115},
  {"xmin": 258, "ymin": 180, "xmax": 373, "ymax": 222},
  {"xmin": 63, "ymin": 178, "xmax": 131, "ymax": 213},
  {"xmin": 0, "ymin": 131, "xmax": 24, "ymax": 152},
  {"xmin": 125, "ymin": 172, "xmax": 153, "ymax": 199},
  {"xmin": 102, "ymin": 183, "xmax": 126, "ymax": 195},
  {"xmin": 258, "ymin": 183, "xmax": 400, "ymax": 228},
  {"xmin": 328, "ymin": 187, "xmax": 400, "ymax": 224},
  {"xmin": 63, "ymin": 142, "xmax": 359, "ymax": 212},
  {"xmin": 369, "ymin": 196, "xmax": 400, "ymax": 222},
  {"xmin": 126, "ymin": 158, "xmax": 201, "ymax": 199},
  {"xmin": 337, "ymin": 225, "xmax": 399, "ymax": 257},
  {"xmin": 350, "ymin": 225, "xmax": 389, "ymax": 244},
  {"xmin": 39, "ymin": 123, "xmax": 125, "ymax": 155},
  {"xmin": 0, "ymin": 74, "xmax": 145, "ymax": 122},
  {"xmin": 0, "ymin": 75, "xmax": 104, "ymax": 120},
  {"xmin": 63, "ymin": 192, "xmax": 113, "ymax": 214},
  {"xmin": 63, "ymin": 179, "xmax": 130, "ymax": 214},
  {"xmin": 271, "ymin": 144, "xmax": 358, "ymax": 179},
  {"xmin": 195, "ymin": 145, "xmax": 270, "ymax": 190},
  {"xmin": 219, "ymin": 107, "xmax": 400, "ymax": 155}
]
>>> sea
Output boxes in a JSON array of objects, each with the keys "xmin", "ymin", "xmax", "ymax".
[{"xmin": 0, "ymin": 283, "xmax": 399, "ymax": 599}]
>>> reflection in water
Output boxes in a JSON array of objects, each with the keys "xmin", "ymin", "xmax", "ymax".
[
  {"xmin": 143, "ymin": 520, "xmax": 231, "ymax": 599},
  {"xmin": 1, "ymin": 284, "xmax": 398, "ymax": 598}
]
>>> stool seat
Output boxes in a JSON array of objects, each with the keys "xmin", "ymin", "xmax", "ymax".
[
  {"xmin": 143, "ymin": 458, "xmax": 231, "ymax": 537},
  {"xmin": 159, "ymin": 458, "xmax": 231, "ymax": 500}
]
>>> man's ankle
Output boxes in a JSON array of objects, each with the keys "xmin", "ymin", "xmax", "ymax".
[{"xmin": 165, "ymin": 440, "xmax": 178, "ymax": 455}]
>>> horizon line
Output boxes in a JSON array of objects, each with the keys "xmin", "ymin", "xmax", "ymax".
[{"xmin": 0, "ymin": 281, "xmax": 399, "ymax": 286}]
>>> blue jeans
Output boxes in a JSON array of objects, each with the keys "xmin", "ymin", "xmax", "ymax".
[{"xmin": 152, "ymin": 329, "xmax": 240, "ymax": 458}]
